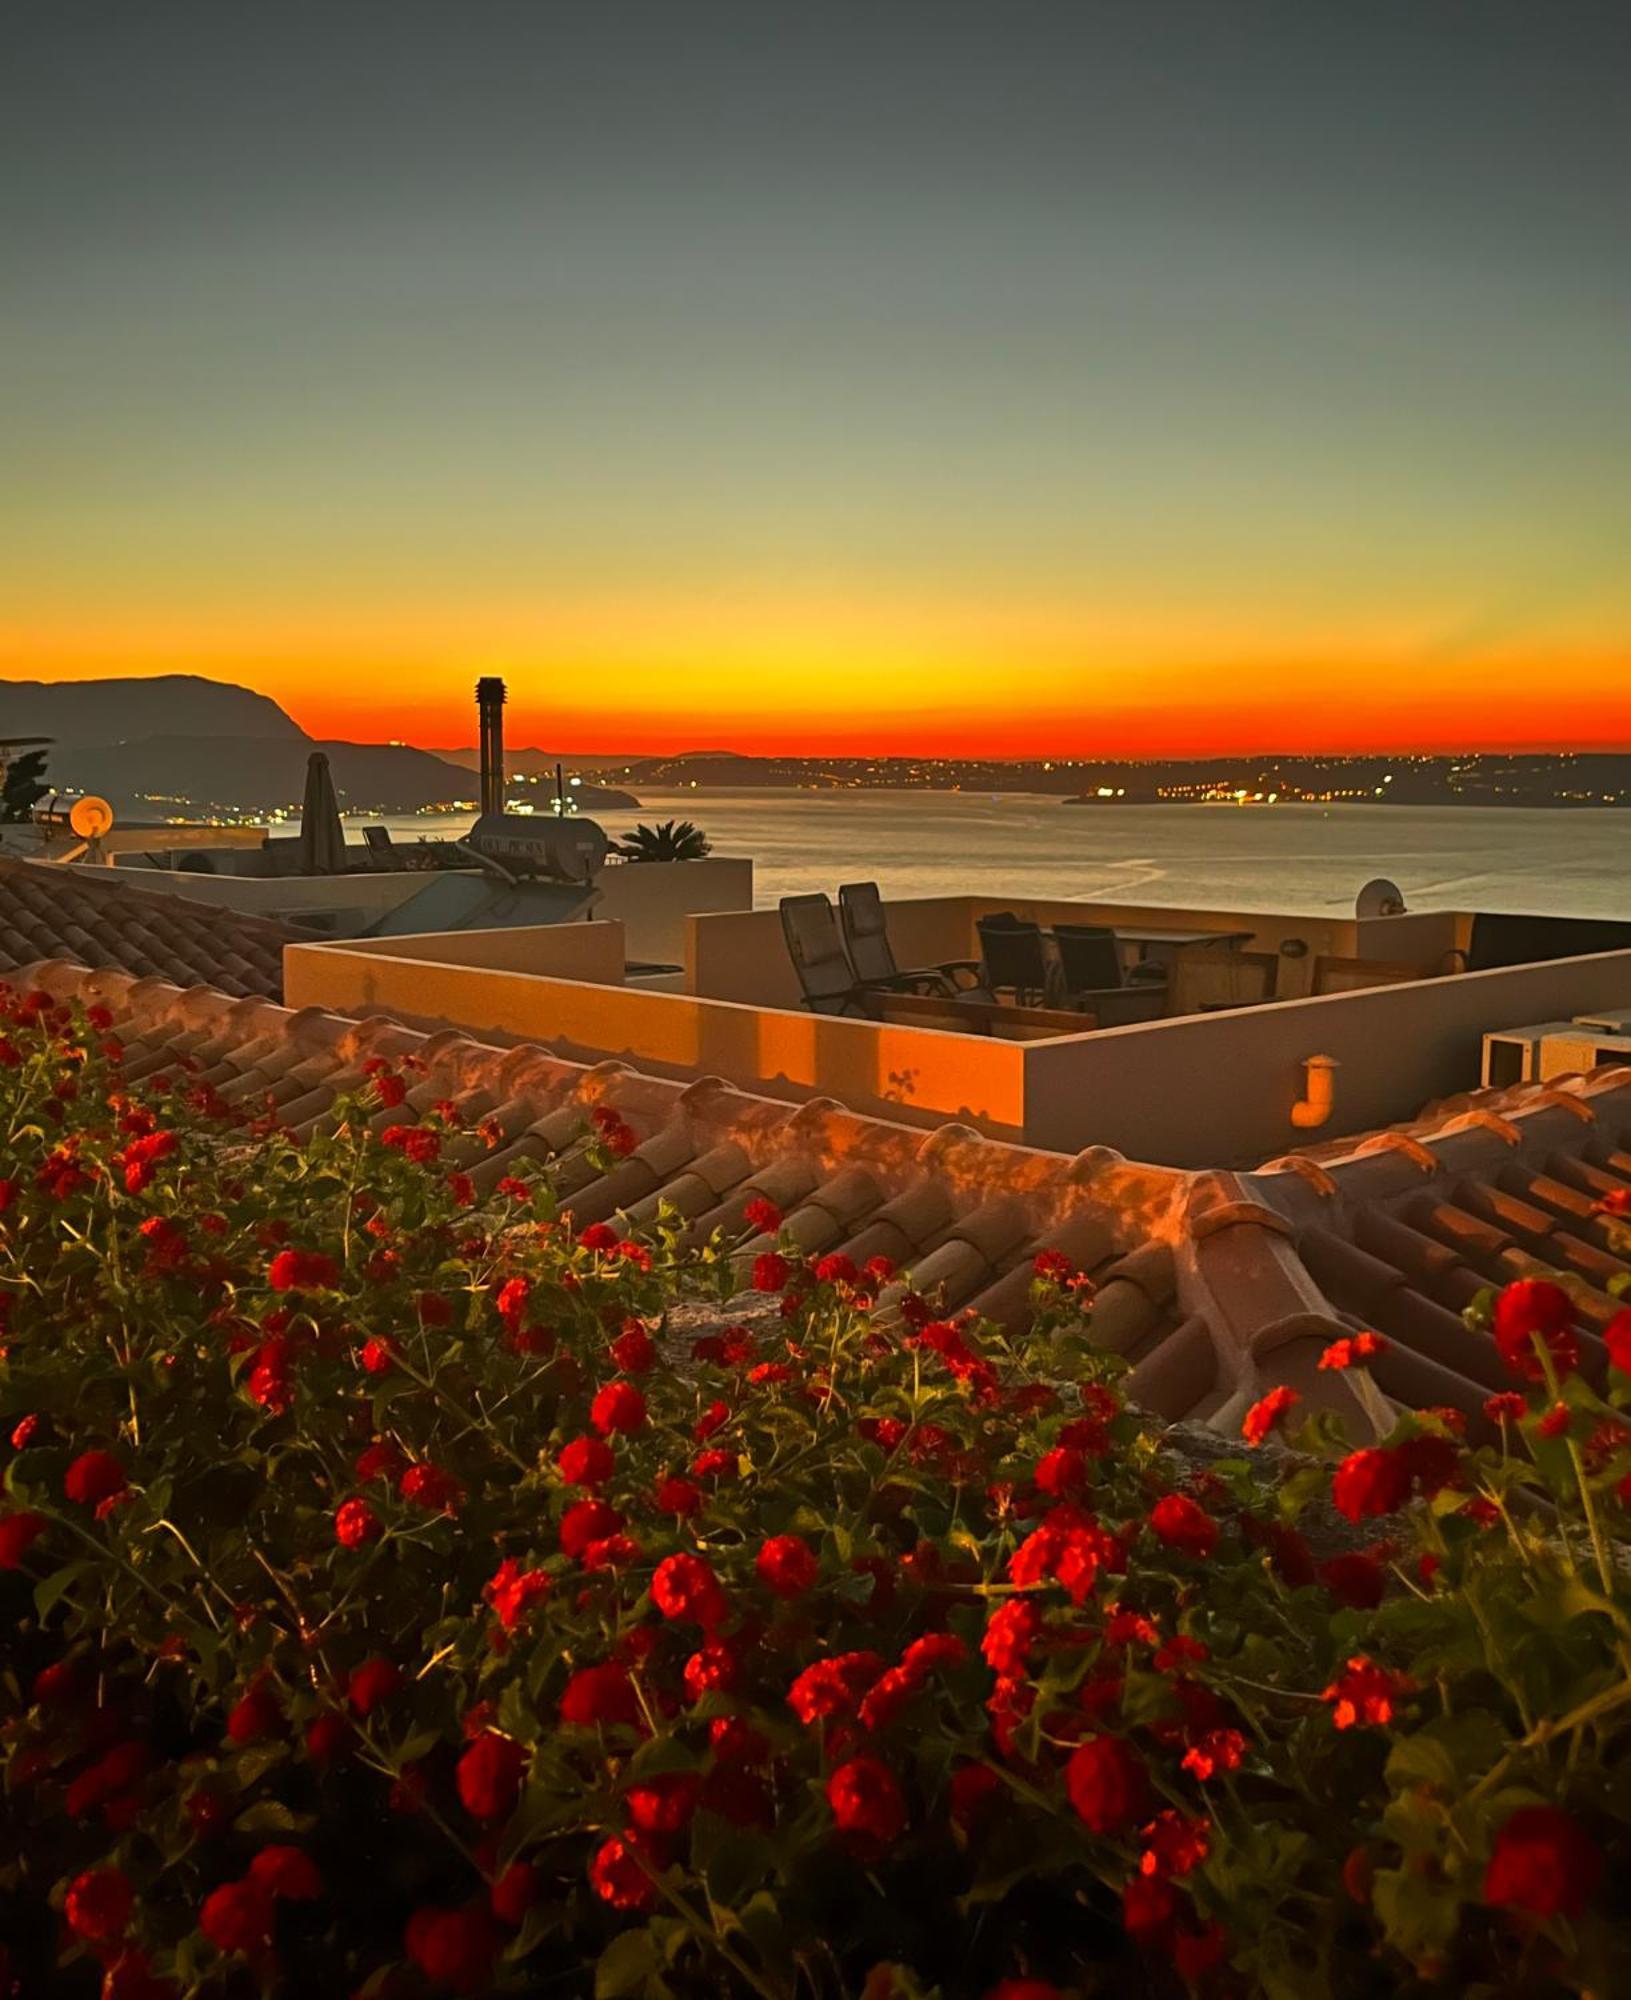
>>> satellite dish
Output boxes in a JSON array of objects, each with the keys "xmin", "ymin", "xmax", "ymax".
[
  {"xmin": 1356, "ymin": 876, "xmax": 1406, "ymax": 919},
  {"xmin": 69, "ymin": 796, "xmax": 115, "ymax": 839}
]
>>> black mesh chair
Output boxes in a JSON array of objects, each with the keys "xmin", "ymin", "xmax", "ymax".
[
  {"xmin": 976, "ymin": 913, "xmax": 1051, "ymax": 1006},
  {"xmin": 1050, "ymin": 922, "xmax": 1169, "ymax": 1022},
  {"xmin": 838, "ymin": 881, "xmax": 984, "ymax": 999},
  {"xmin": 780, "ymin": 894, "xmax": 874, "ymax": 1016}
]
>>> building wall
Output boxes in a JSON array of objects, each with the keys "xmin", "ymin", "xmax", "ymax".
[
  {"xmin": 1021, "ymin": 945, "xmax": 1631, "ymax": 1166},
  {"xmin": 293, "ymin": 921, "xmax": 627, "ymax": 984},
  {"xmin": 284, "ymin": 933, "xmax": 1028, "ymax": 1138},
  {"xmin": 110, "ymin": 865, "xmax": 447, "ymax": 923},
  {"xmin": 688, "ymin": 894, "xmax": 1359, "ymax": 1008},
  {"xmin": 596, "ymin": 856, "xmax": 753, "ymax": 964}
]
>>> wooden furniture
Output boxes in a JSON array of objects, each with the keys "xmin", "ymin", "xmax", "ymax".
[
  {"xmin": 1309, "ymin": 955, "xmax": 1429, "ymax": 995},
  {"xmin": 1166, "ymin": 947, "xmax": 1280, "ymax": 1016},
  {"xmin": 875, "ymin": 990, "xmax": 1096, "ymax": 1038}
]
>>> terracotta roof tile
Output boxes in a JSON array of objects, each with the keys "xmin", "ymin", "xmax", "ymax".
[
  {"xmin": 27, "ymin": 951, "xmax": 1631, "ymax": 1448},
  {"xmin": 0, "ymin": 861, "xmax": 305, "ymax": 1000},
  {"xmin": 19, "ymin": 958, "xmax": 1193, "ymax": 1378}
]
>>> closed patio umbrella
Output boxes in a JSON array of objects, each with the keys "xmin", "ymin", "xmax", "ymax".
[{"xmin": 297, "ymin": 751, "xmax": 347, "ymax": 875}]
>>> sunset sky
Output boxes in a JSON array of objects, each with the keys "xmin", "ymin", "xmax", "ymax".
[{"xmin": 4, "ymin": 2, "xmax": 1629, "ymax": 756}]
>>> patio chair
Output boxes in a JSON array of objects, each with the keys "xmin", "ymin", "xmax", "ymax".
[
  {"xmin": 976, "ymin": 913, "xmax": 1052, "ymax": 1006},
  {"xmin": 1050, "ymin": 923, "xmax": 1169, "ymax": 1023},
  {"xmin": 779, "ymin": 894, "xmax": 875, "ymax": 1016},
  {"xmin": 838, "ymin": 881, "xmax": 984, "ymax": 999}
]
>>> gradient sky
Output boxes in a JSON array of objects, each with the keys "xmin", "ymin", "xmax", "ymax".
[{"xmin": 3, "ymin": 1, "xmax": 1629, "ymax": 755}]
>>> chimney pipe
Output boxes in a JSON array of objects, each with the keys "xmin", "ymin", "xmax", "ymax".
[{"xmin": 476, "ymin": 677, "xmax": 506, "ymax": 817}]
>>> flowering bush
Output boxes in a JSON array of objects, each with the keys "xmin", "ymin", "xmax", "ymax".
[{"xmin": 3, "ymin": 984, "xmax": 1631, "ymax": 1997}]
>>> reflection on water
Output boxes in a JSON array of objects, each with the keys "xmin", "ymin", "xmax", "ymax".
[{"xmin": 345, "ymin": 792, "xmax": 1631, "ymax": 921}]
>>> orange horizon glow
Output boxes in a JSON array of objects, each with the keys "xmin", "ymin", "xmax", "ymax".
[{"xmin": 8, "ymin": 588, "xmax": 1631, "ymax": 759}]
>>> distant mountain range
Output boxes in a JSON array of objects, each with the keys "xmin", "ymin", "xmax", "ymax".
[{"xmin": 0, "ymin": 676, "xmax": 635, "ymax": 815}]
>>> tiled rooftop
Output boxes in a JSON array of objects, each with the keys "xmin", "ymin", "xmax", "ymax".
[
  {"xmin": 0, "ymin": 859, "xmax": 304, "ymax": 1001},
  {"xmin": 15, "ymin": 955, "xmax": 1631, "ymax": 1446}
]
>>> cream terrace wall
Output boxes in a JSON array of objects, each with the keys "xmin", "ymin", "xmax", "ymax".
[
  {"xmin": 282, "ymin": 937, "xmax": 1030, "ymax": 1139},
  {"xmin": 302, "ymin": 921, "xmax": 628, "ymax": 981},
  {"xmin": 106, "ymin": 866, "xmax": 452, "ymax": 922},
  {"xmin": 687, "ymin": 895, "xmax": 1362, "ymax": 1008},
  {"xmin": 1020, "ymin": 944, "xmax": 1631, "ymax": 1167},
  {"xmin": 596, "ymin": 856, "xmax": 753, "ymax": 964}
]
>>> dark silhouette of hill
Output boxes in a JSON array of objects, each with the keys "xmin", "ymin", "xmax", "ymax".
[
  {"xmin": 52, "ymin": 735, "xmax": 482, "ymax": 815},
  {"xmin": 1, "ymin": 674, "xmax": 304, "ymax": 746}
]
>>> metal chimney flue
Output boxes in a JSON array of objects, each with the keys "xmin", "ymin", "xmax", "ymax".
[{"xmin": 476, "ymin": 677, "xmax": 507, "ymax": 816}]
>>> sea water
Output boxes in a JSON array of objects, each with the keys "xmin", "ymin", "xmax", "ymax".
[{"xmin": 345, "ymin": 790, "xmax": 1631, "ymax": 920}]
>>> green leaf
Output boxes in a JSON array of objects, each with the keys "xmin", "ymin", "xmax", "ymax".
[
  {"xmin": 234, "ymin": 1798, "xmax": 317, "ymax": 1835},
  {"xmin": 595, "ymin": 1925, "xmax": 662, "ymax": 1999},
  {"xmin": 33, "ymin": 1560, "xmax": 88, "ymax": 1619}
]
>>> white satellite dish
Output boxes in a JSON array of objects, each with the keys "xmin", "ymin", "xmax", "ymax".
[
  {"xmin": 1356, "ymin": 876, "xmax": 1406, "ymax": 919},
  {"xmin": 69, "ymin": 795, "xmax": 115, "ymax": 840}
]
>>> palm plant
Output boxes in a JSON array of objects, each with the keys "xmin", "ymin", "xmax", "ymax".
[{"xmin": 612, "ymin": 818, "xmax": 712, "ymax": 863}]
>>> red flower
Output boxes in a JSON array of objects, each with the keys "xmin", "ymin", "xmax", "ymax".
[
  {"xmin": 1320, "ymin": 1552, "xmax": 1386, "ymax": 1610},
  {"xmin": 626, "ymin": 1771, "xmax": 700, "ymax": 1835},
  {"xmin": 788, "ymin": 1650, "xmax": 886, "ymax": 1725},
  {"xmin": 248, "ymin": 1845, "xmax": 322, "ymax": 1900},
  {"xmin": 347, "ymin": 1655, "xmax": 401, "ymax": 1715},
  {"xmin": 1604, "ymin": 1308, "xmax": 1631, "ymax": 1376},
  {"xmin": 578, "ymin": 1221, "xmax": 621, "ymax": 1252},
  {"xmin": 654, "ymin": 1474, "xmax": 703, "ymax": 1516},
  {"xmin": 558, "ymin": 1435, "xmax": 615, "ymax": 1487},
  {"xmin": 490, "ymin": 1860, "xmax": 540, "ymax": 1927},
  {"xmin": 65, "ymin": 1449, "xmax": 127, "ymax": 1508},
  {"xmin": 651, "ymin": 1551, "xmax": 728, "ymax": 1629},
  {"xmin": 1483, "ymin": 1390, "xmax": 1528, "ymax": 1425},
  {"xmin": 1180, "ymin": 1728, "xmax": 1246, "ymax": 1782},
  {"xmin": 334, "ymin": 1497, "xmax": 381, "ymax": 1549},
  {"xmin": 267, "ymin": 1248, "xmax": 339, "ymax": 1293},
  {"xmin": 560, "ymin": 1498, "xmax": 622, "ymax": 1554},
  {"xmin": 814, "ymin": 1252, "xmax": 858, "ymax": 1286},
  {"xmin": 1148, "ymin": 1493, "xmax": 1218, "ymax": 1559},
  {"xmin": 456, "ymin": 1730, "xmax": 527, "ymax": 1821},
  {"xmin": 65, "ymin": 1866, "xmax": 134, "ymax": 1942},
  {"xmin": 559, "ymin": 1662, "xmax": 641, "ymax": 1730},
  {"xmin": 1331, "ymin": 1446, "xmax": 1410, "ymax": 1522},
  {"xmin": 1492, "ymin": 1277, "xmax": 1579, "ymax": 1381},
  {"xmin": 757, "ymin": 1533, "xmax": 819, "ymax": 1598},
  {"xmin": 404, "ymin": 1905, "xmax": 497, "ymax": 1993},
  {"xmin": 485, "ymin": 1557, "xmax": 550, "ymax": 1631},
  {"xmin": 611, "ymin": 1323, "xmax": 656, "ymax": 1374},
  {"xmin": 400, "ymin": 1462, "xmax": 462, "ymax": 1513},
  {"xmin": 305, "ymin": 1713, "xmax": 351, "ymax": 1764},
  {"xmin": 827, "ymin": 1755, "xmax": 907, "ymax": 1844},
  {"xmin": 199, "ymin": 1878, "xmax": 275, "ymax": 1955},
  {"xmin": 1319, "ymin": 1331, "xmax": 1387, "ymax": 1370},
  {"xmin": 752, "ymin": 1252, "xmax": 792, "ymax": 1293},
  {"xmin": 589, "ymin": 1834, "xmax": 657, "ymax": 1910},
  {"xmin": 1483, "ymin": 1805, "xmax": 1602, "ymax": 1920},
  {"xmin": 1065, "ymin": 1736, "xmax": 1149, "ymax": 1834},
  {"xmin": 591, "ymin": 1380, "xmax": 647, "ymax": 1436},
  {"xmin": 382, "ymin": 1122, "xmax": 440, "ymax": 1164},
  {"xmin": 743, "ymin": 1196, "xmax": 782, "ymax": 1233},
  {"xmin": 1241, "ymin": 1384, "xmax": 1299, "ymax": 1445},
  {"xmin": 1033, "ymin": 1249, "xmax": 1074, "ymax": 1282},
  {"xmin": 1322, "ymin": 1655, "xmax": 1414, "ymax": 1730},
  {"xmin": 227, "ymin": 1683, "xmax": 282, "ymax": 1744},
  {"xmin": 685, "ymin": 1640, "xmax": 743, "ymax": 1703},
  {"xmin": 0, "ymin": 1509, "xmax": 46, "ymax": 1568},
  {"xmin": 1536, "ymin": 1401, "xmax": 1572, "ymax": 1439}
]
